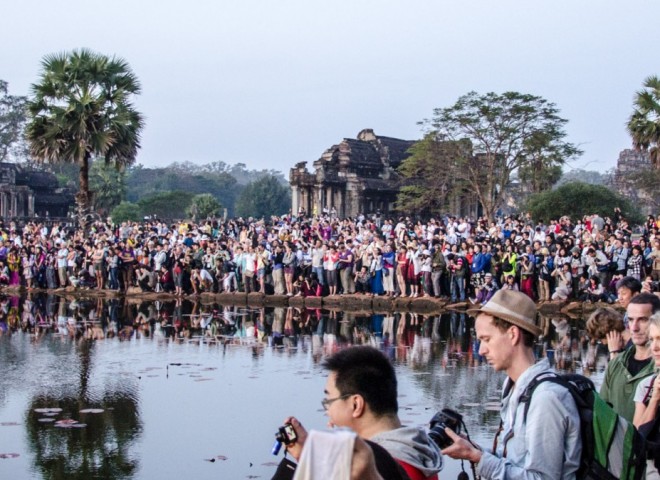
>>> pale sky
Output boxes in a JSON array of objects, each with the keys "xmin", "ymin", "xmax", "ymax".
[{"xmin": 3, "ymin": 0, "xmax": 657, "ymax": 175}]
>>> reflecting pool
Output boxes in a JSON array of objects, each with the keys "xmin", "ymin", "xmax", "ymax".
[{"xmin": 0, "ymin": 295, "xmax": 605, "ymax": 479}]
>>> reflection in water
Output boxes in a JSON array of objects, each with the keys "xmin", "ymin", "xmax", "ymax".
[
  {"xmin": 26, "ymin": 392, "xmax": 140, "ymax": 480},
  {"xmin": 0, "ymin": 294, "xmax": 607, "ymax": 479}
]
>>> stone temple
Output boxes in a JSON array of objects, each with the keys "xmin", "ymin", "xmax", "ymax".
[
  {"xmin": 0, "ymin": 163, "xmax": 73, "ymax": 218},
  {"xmin": 289, "ymin": 129, "xmax": 415, "ymax": 218}
]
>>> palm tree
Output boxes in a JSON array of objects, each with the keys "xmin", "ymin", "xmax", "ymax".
[
  {"xmin": 25, "ymin": 49, "xmax": 144, "ymax": 225},
  {"xmin": 628, "ymin": 75, "xmax": 660, "ymax": 168}
]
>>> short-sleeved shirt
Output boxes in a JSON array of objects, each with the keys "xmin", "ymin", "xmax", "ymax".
[{"xmin": 634, "ymin": 374, "xmax": 656, "ymax": 405}]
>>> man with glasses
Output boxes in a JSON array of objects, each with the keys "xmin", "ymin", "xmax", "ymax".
[{"xmin": 284, "ymin": 346, "xmax": 442, "ymax": 480}]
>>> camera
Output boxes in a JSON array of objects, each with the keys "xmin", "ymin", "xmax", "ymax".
[
  {"xmin": 428, "ymin": 408, "xmax": 463, "ymax": 449},
  {"xmin": 271, "ymin": 423, "xmax": 298, "ymax": 456}
]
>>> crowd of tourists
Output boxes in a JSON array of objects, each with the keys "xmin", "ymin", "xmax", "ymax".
[
  {"xmin": 0, "ymin": 210, "xmax": 659, "ymax": 304},
  {"xmin": 274, "ymin": 289, "xmax": 660, "ymax": 480}
]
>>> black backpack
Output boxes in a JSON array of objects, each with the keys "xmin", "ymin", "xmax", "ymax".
[{"xmin": 519, "ymin": 373, "xmax": 645, "ymax": 480}]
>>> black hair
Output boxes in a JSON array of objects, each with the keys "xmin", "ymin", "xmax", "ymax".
[
  {"xmin": 615, "ymin": 276, "xmax": 642, "ymax": 295},
  {"xmin": 322, "ymin": 346, "xmax": 398, "ymax": 416}
]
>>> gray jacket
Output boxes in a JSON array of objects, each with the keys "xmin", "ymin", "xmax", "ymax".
[
  {"xmin": 477, "ymin": 358, "xmax": 582, "ymax": 480},
  {"xmin": 371, "ymin": 426, "xmax": 443, "ymax": 478}
]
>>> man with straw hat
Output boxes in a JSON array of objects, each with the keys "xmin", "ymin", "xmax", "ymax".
[{"xmin": 441, "ymin": 289, "xmax": 582, "ymax": 479}]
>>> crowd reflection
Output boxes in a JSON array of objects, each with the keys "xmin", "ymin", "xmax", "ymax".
[{"xmin": 0, "ymin": 294, "xmax": 610, "ymax": 374}]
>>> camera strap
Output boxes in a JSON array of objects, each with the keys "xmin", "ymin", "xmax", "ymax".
[{"xmin": 491, "ymin": 377, "xmax": 515, "ymax": 457}]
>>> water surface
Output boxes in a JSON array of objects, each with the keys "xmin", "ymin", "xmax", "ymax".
[{"xmin": 0, "ymin": 295, "xmax": 604, "ymax": 479}]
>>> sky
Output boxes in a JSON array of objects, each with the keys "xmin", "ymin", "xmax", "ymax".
[{"xmin": 2, "ymin": 0, "xmax": 658, "ymax": 175}]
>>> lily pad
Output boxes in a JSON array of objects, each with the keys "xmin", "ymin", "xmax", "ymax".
[
  {"xmin": 38, "ymin": 418, "xmax": 56, "ymax": 423},
  {"xmin": 0, "ymin": 422, "xmax": 20, "ymax": 426},
  {"xmin": 34, "ymin": 408, "xmax": 62, "ymax": 414},
  {"xmin": 55, "ymin": 419, "xmax": 78, "ymax": 426},
  {"xmin": 0, "ymin": 453, "xmax": 19, "ymax": 459},
  {"xmin": 80, "ymin": 409, "xmax": 104, "ymax": 414}
]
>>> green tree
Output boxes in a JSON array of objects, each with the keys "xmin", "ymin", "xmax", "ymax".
[
  {"xmin": 188, "ymin": 193, "xmax": 222, "ymax": 220},
  {"xmin": 110, "ymin": 201, "xmax": 142, "ymax": 223},
  {"xmin": 628, "ymin": 75, "xmax": 660, "ymax": 168},
  {"xmin": 235, "ymin": 175, "xmax": 290, "ymax": 219},
  {"xmin": 25, "ymin": 49, "xmax": 144, "ymax": 226},
  {"xmin": 90, "ymin": 160, "xmax": 125, "ymax": 214},
  {"xmin": 123, "ymin": 164, "xmax": 241, "ymax": 216},
  {"xmin": 0, "ymin": 80, "xmax": 28, "ymax": 163},
  {"xmin": 137, "ymin": 191, "xmax": 194, "ymax": 220},
  {"xmin": 525, "ymin": 182, "xmax": 643, "ymax": 224},
  {"xmin": 396, "ymin": 133, "xmax": 465, "ymax": 215},
  {"xmin": 517, "ymin": 130, "xmax": 575, "ymax": 193},
  {"xmin": 421, "ymin": 91, "xmax": 581, "ymax": 219}
]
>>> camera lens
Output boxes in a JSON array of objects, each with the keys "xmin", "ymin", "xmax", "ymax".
[
  {"xmin": 428, "ymin": 422, "xmax": 454, "ymax": 449},
  {"xmin": 428, "ymin": 408, "xmax": 463, "ymax": 450}
]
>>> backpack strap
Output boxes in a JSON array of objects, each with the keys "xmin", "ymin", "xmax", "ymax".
[
  {"xmin": 519, "ymin": 372, "xmax": 563, "ymax": 422},
  {"xmin": 518, "ymin": 372, "xmax": 592, "ymax": 423}
]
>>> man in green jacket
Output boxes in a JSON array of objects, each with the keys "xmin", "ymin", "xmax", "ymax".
[{"xmin": 600, "ymin": 292, "xmax": 660, "ymax": 421}]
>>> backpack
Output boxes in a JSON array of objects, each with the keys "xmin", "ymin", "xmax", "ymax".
[{"xmin": 519, "ymin": 372, "xmax": 645, "ymax": 480}]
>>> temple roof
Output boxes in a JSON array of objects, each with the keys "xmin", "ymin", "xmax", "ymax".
[{"xmin": 315, "ymin": 129, "xmax": 415, "ymax": 174}]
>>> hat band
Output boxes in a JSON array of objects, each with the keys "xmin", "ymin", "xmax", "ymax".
[{"xmin": 485, "ymin": 302, "xmax": 534, "ymax": 327}]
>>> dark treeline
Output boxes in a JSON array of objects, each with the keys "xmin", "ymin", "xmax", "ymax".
[{"xmin": 50, "ymin": 160, "xmax": 291, "ymax": 220}]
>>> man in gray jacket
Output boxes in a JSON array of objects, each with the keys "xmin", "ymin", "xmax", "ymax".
[
  {"xmin": 443, "ymin": 290, "xmax": 582, "ymax": 479},
  {"xmin": 285, "ymin": 346, "xmax": 443, "ymax": 479}
]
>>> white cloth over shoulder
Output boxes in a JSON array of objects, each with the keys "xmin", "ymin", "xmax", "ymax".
[{"xmin": 293, "ymin": 429, "xmax": 356, "ymax": 480}]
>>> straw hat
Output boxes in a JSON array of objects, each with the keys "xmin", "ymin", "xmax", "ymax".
[{"xmin": 467, "ymin": 289, "xmax": 541, "ymax": 336}]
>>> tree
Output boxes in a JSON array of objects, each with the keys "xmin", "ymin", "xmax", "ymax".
[
  {"xmin": 421, "ymin": 91, "xmax": 581, "ymax": 220},
  {"xmin": 525, "ymin": 182, "xmax": 643, "ymax": 225},
  {"xmin": 628, "ymin": 75, "xmax": 660, "ymax": 168},
  {"xmin": 137, "ymin": 191, "xmax": 194, "ymax": 220},
  {"xmin": 235, "ymin": 175, "xmax": 291, "ymax": 219},
  {"xmin": 516, "ymin": 130, "xmax": 573, "ymax": 193},
  {"xmin": 25, "ymin": 49, "xmax": 144, "ymax": 226},
  {"xmin": 188, "ymin": 193, "xmax": 222, "ymax": 220},
  {"xmin": 396, "ymin": 133, "xmax": 465, "ymax": 215},
  {"xmin": 0, "ymin": 80, "xmax": 28, "ymax": 163},
  {"xmin": 110, "ymin": 201, "xmax": 142, "ymax": 223},
  {"xmin": 90, "ymin": 160, "xmax": 125, "ymax": 214}
]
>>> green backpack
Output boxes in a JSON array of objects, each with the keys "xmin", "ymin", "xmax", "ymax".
[{"xmin": 520, "ymin": 372, "xmax": 645, "ymax": 480}]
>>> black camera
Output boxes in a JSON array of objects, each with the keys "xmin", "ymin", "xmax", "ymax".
[
  {"xmin": 428, "ymin": 408, "xmax": 463, "ymax": 449},
  {"xmin": 272, "ymin": 423, "xmax": 298, "ymax": 456}
]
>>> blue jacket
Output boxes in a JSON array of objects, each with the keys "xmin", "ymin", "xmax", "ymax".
[{"xmin": 471, "ymin": 252, "xmax": 491, "ymax": 274}]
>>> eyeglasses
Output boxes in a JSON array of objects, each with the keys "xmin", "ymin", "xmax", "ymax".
[{"xmin": 321, "ymin": 393, "xmax": 353, "ymax": 411}]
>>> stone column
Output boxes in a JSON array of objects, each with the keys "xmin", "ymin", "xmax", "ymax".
[
  {"xmin": 314, "ymin": 185, "xmax": 323, "ymax": 216},
  {"xmin": 28, "ymin": 192, "xmax": 34, "ymax": 217},
  {"xmin": 291, "ymin": 185, "xmax": 299, "ymax": 216}
]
